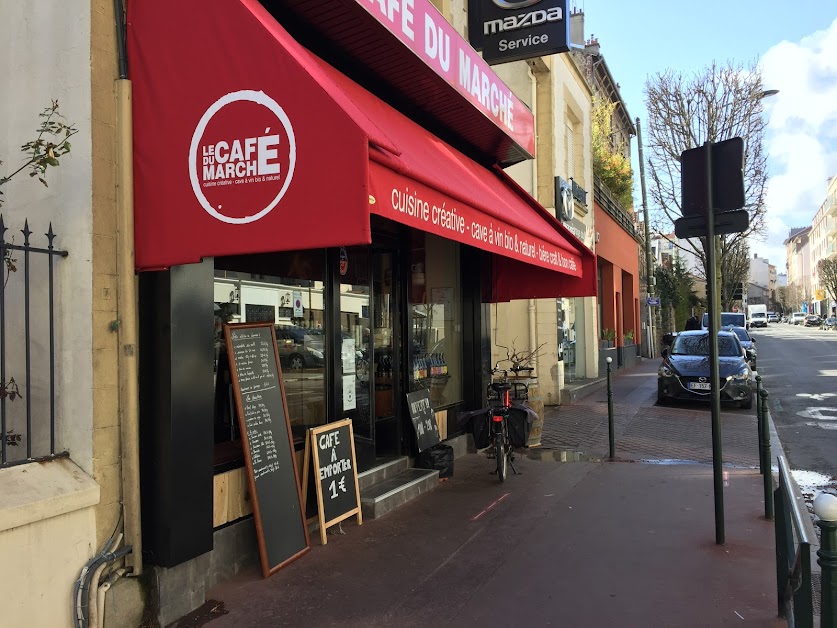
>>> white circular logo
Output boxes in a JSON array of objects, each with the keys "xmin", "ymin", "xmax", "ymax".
[{"xmin": 189, "ymin": 90, "xmax": 296, "ymax": 224}]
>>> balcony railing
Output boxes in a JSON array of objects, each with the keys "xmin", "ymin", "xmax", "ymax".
[{"xmin": 594, "ymin": 176, "xmax": 638, "ymax": 240}]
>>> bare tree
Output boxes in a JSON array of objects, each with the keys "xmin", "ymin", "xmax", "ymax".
[
  {"xmin": 720, "ymin": 241, "xmax": 750, "ymax": 310},
  {"xmin": 644, "ymin": 61, "xmax": 769, "ymax": 293},
  {"xmin": 818, "ymin": 258, "xmax": 837, "ymax": 315}
]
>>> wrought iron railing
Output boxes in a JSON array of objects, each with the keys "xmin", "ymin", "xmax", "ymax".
[
  {"xmin": 594, "ymin": 176, "xmax": 638, "ymax": 240},
  {"xmin": 1, "ymin": 215, "xmax": 68, "ymax": 467}
]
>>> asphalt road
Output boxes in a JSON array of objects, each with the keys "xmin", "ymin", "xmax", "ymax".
[{"xmin": 751, "ymin": 321, "xmax": 837, "ymax": 477}]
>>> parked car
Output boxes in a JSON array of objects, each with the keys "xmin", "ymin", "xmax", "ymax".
[
  {"xmin": 767, "ymin": 312, "xmax": 780, "ymax": 323},
  {"xmin": 724, "ymin": 325, "xmax": 757, "ymax": 371},
  {"xmin": 657, "ymin": 330, "xmax": 754, "ymax": 409},
  {"xmin": 804, "ymin": 314, "xmax": 823, "ymax": 328},
  {"xmin": 701, "ymin": 312, "xmax": 746, "ymax": 330},
  {"xmin": 823, "ymin": 317, "xmax": 837, "ymax": 331},
  {"xmin": 790, "ymin": 312, "xmax": 807, "ymax": 325},
  {"xmin": 275, "ymin": 325, "xmax": 325, "ymax": 369}
]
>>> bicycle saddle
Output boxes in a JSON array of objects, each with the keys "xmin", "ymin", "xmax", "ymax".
[{"xmin": 490, "ymin": 381, "xmax": 512, "ymax": 393}]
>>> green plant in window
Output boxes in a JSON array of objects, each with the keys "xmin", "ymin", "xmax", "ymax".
[{"xmin": 624, "ymin": 329, "xmax": 634, "ymax": 343}]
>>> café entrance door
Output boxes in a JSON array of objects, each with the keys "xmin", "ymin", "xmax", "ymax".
[{"xmin": 339, "ymin": 246, "xmax": 402, "ymax": 471}]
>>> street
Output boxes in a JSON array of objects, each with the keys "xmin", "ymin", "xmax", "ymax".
[{"xmin": 751, "ymin": 322, "xmax": 837, "ymax": 483}]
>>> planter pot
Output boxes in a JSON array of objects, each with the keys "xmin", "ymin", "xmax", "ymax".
[
  {"xmin": 598, "ymin": 347, "xmax": 618, "ymax": 376},
  {"xmin": 623, "ymin": 343, "xmax": 638, "ymax": 369}
]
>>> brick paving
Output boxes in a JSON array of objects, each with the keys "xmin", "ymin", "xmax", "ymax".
[{"xmin": 540, "ymin": 358, "xmax": 761, "ymax": 469}]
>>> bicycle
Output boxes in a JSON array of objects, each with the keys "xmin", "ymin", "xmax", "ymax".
[{"xmin": 486, "ymin": 363, "xmax": 524, "ymax": 481}]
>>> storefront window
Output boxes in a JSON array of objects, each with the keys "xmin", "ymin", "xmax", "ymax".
[
  {"xmin": 409, "ymin": 232, "xmax": 462, "ymax": 407},
  {"xmin": 212, "ymin": 251, "xmax": 327, "ymax": 467}
]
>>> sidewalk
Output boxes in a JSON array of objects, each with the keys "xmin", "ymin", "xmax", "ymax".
[{"xmin": 173, "ymin": 360, "xmax": 785, "ymax": 628}]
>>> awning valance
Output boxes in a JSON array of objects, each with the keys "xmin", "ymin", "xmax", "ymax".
[{"xmin": 128, "ymin": 0, "xmax": 596, "ymax": 300}]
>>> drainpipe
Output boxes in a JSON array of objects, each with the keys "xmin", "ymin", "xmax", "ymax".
[
  {"xmin": 113, "ymin": 0, "xmax": 141, "ymax": 576},
  {"xmin": 116, "ymin": 79, "xmax": 142, "ymax": 575},
  {"xmin": 528, "ymin": 299, "xmax": 537, "ymax": 376}
]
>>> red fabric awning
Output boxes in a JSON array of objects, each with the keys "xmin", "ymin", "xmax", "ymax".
[{"xmin": 128, "ymin": 0, "xmax": 595, "ymax": 300}]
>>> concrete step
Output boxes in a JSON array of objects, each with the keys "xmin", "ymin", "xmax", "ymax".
[
  {"xmin": 357, "ymin": 456, "xmax": 409, "ymax": 492},
  {"xmin": 360, "ymin": 468, "xmax": 439, "ymax": 519}
]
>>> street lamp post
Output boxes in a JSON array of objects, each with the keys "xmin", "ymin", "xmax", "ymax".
[{"xmin": 636, "ymin": 117, "xmax": 656, "ymax": 359}]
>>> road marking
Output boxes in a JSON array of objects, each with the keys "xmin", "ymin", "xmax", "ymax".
[
  {"xmin": 797, "ymin": 393, "xmax": 837, "ymax": 401},
  {"xmin": 820, "ymin": 370, "xmax": 837, "ymax": 377},
  {"xmin": 471, "ymin": 492, "xmax": 510, "ymax": 521},
  {"xmin": 796, "ymin": 407, "xmax": 837, "ymax": 421}
]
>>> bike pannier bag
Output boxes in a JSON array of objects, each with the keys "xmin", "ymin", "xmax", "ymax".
[
  {"xmin": 507, "ymin": 406, "xmax": 531, "ymax": 448},
  {"xmin": 470, "ymin": 411, "xmax": 492, "ymax": 449}
]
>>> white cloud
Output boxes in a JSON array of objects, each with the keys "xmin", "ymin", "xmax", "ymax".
[{"xmin": 757, "ymin": 17, "xmax": 837, "ymax": 268}]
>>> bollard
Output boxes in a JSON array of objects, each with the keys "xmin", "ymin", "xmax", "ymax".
[
  {"xmin": 814, "ymin": 493, "xmax": 837, "ymax": 628},
  {"xmin": 760, "ymin": 389, "xmax": 774, "ymax": 520},
  {"xmin": 606, "ymin": 357, "xmax": 614, "ymax": 460},
  {"xmin": 755, "ymin": 375, "xmax": 764, "ymax": 474}
]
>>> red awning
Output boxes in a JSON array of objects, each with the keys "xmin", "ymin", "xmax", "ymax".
[{"xmin": 128, "ymin": 0, "xmax": 595, "ymax": 300}]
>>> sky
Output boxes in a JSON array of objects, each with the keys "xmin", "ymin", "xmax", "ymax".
[{"xmin": 578, "ymin": 1, "xmax": 837, "ymax": 274}]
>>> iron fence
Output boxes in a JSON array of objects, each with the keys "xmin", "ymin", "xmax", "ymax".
[
  {"xmin": 774, "ymin": 454, "xmax": 814, "ymax": 626},
  {"xmin": 0, "ymin": 214, "xmax": 68, "ymax": 467}
]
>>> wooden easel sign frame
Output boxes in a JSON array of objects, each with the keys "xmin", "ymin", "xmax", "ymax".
[
  {"xmin": 302, "ymin": 419, "xmax": 363, "ymax": 545},
  {"xmin": 224, "ymin": 322, "xmax": 310, "ymax": 577}
]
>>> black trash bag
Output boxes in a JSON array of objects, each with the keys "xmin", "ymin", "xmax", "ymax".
[
  {"xmin": 507, "ymin": 404, "xmax": 536, "ymax": 448},
  {"xmin": 457, "ymin": 408, "xmax": 492, "ymax": 449},
  {"xmin": 418, "ymin": 443, "xmax": 454, "ymax": 478}
]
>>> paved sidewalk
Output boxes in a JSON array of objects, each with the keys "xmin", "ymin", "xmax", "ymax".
[
  {"xmin": 173, "ymin": 360, "xmax": 784, "ymax": 628},
  {"xmin": 542, "ymin": 359, "xmax": 761, "ymax": 469}
]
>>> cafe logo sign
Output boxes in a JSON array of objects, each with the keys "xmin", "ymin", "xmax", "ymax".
[
  {"xmin": 189, "ymin": 90, "xmax": 296, "ymax": 224},
  {"xmin": 469, "ymin": 0, "xmax": 569, "ymax": 65}
]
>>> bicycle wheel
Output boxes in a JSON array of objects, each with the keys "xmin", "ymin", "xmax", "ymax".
[{"xmin": 495, "ymin": 431, "xmax": 507, "ymax": 482}]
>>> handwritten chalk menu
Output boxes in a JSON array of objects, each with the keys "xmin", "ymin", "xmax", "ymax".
[
  {"xmin": 302, "ymin": 419, "xmax": 362, "ymax": 545},
  {"xmin": 406, "ymin": 389, "xmax": 441, "ymax": 452},
  {"xmin": 224, "ymin": 323, "xmax": 310, "ymax": 577}
]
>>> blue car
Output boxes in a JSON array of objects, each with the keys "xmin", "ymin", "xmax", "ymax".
[
  {"xmin": 657, "ymin": 330, "xmax": 754, "ymax": 409},
  {"xmin": 723, "ymin": 325, "xmax": 757, "ymax": 371}
]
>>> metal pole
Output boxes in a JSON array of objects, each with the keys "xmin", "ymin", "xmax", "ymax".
[
  {"xmin": 820, "ymin": 520, "xmax": 837, "ymax": 628},
  {"xmin": 606, "ymin": 357, "xmax": 614, "ymax": 459},
  {"xmin": 636, "ymin": 118, "xmax": 656, "ymax": 358},
  {"xmin": 705, "ymin": 141, "xmax": 725, "ymax": 545},
  {"xmin": 760, "ymin": 389, "xmax": 774, "ymax": 520},
  {"xmin": 815, "ymin": 496, "xmax": 837, "ymax": 628},
  {"xmin": 755, "ymin": 375, "xmax": 764, "ymax": 474}
]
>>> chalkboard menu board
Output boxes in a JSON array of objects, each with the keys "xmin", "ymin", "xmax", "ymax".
[
  {"xmin": 302, "ymin": 419, "xmax": 362, "ymax": 545},
  {"xmin": 406, "ymin": 389, "xmax": 441, "ymax": 452},
  {"xmin": 224, "ymin": 323, "xmax": 310, "ymax": 577}
]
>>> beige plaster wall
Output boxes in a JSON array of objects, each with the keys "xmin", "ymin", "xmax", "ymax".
[{"xmin": 0, "ymin": 458, "xmax": 99, "ymax": 627}]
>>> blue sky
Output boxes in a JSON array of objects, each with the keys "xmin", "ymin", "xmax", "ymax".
[{"xmin": 579, "ymin": 1, "xmax": 837, "ymax": 272}]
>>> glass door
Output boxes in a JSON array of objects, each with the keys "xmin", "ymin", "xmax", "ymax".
[
  {"xmin": 371, "ymin": 250, "xmax": 399, "ymax": 459},
  {"xmin": 338, "ymin": 247, "xmax": 401, "ymax": 470},
  {"xmin": 339, "ymin": 248, "xmax": 373, "ymax": 469}
]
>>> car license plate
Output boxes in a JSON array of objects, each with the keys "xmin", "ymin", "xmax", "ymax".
[{"xmin": 689, "ymin": 382, "xmax": 711, "ymax": 390}]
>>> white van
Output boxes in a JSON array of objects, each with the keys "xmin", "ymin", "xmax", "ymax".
[{"xmin": 747, "ymin": 304, "xmax": 768, "ymax": 328}]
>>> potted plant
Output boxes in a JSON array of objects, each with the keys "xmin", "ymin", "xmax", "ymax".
[
  {"xmin": 600, "ymin": 328, "xmax": 612, "ymax": 349},
  {"xmin": 604, "ymin": 328, "xmax": 616, "ymax": 348},
  {"xmin": 624, "ymin": 329, "xmax": 635, "ymax": 345}
]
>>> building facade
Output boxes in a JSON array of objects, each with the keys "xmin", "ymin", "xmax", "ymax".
[
  {"xmin": 785, "ymin": 226, "xmax": 812, "ymax": 313},
  {"xmin": 1, "ymin": 1, "xmax": 608, "ymax": 625},
  {"xmin": 810, "ymin": 176, "xmax": 837, "ymax": 316}
]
